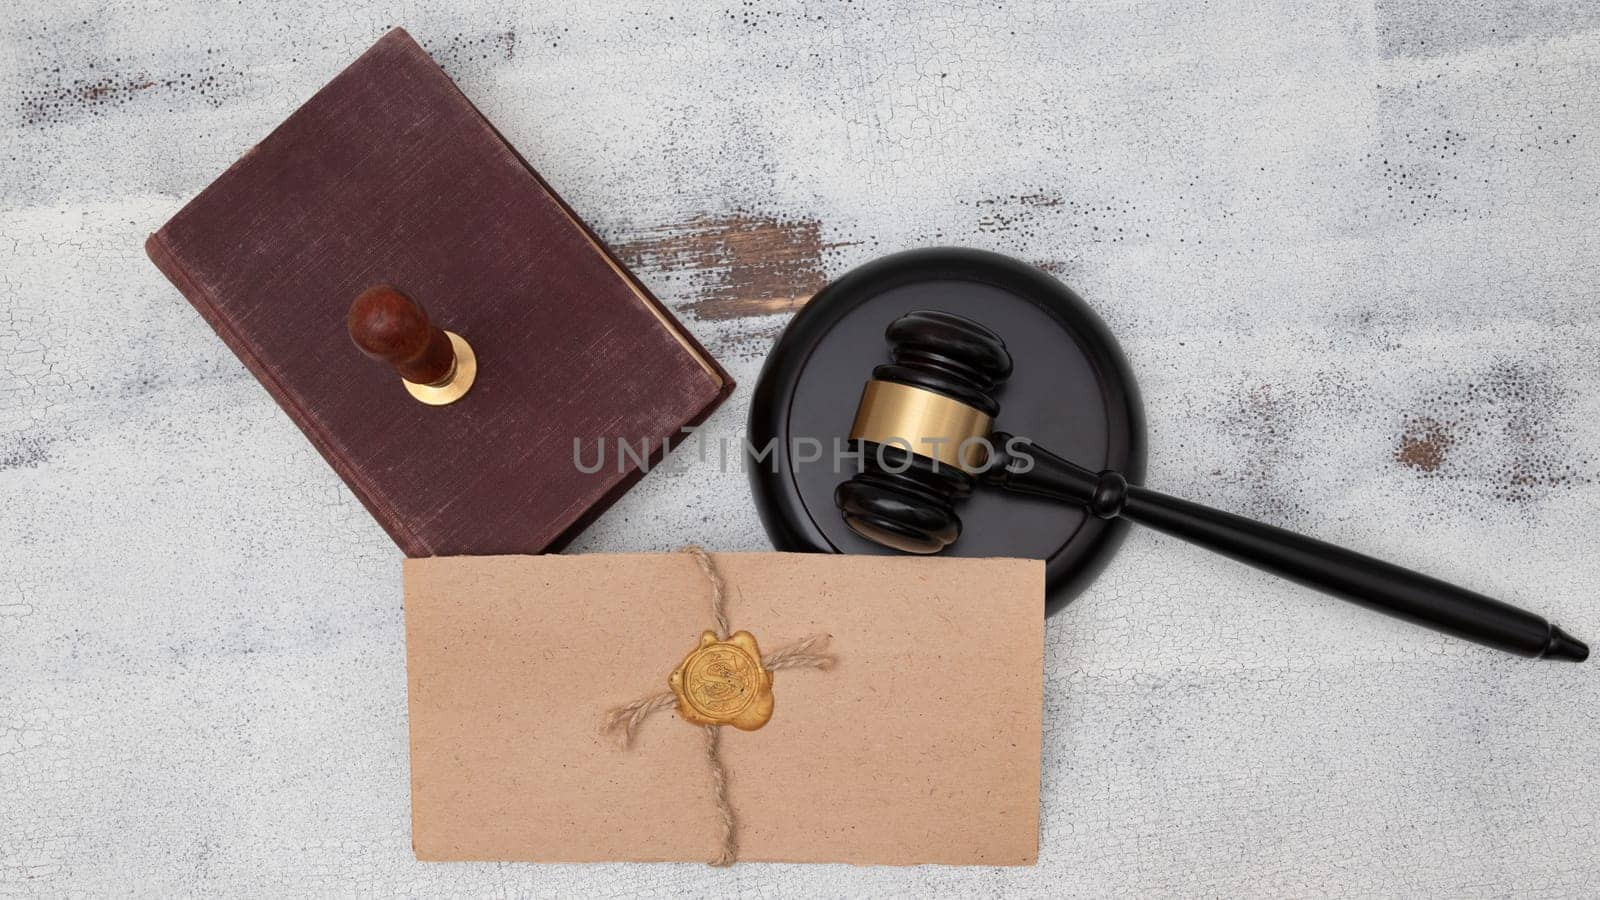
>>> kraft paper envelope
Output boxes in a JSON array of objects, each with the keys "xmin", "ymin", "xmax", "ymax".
[{"xmin": 404, "ymin": 552, "xmax": 1044, "ymax": 865}]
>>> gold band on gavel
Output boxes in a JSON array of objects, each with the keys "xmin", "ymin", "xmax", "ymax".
[{"xmin": 848, "ymin": 380, "xmax": 994, "ymax": 473}]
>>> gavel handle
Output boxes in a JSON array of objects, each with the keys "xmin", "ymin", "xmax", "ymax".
[{"xmin": 985, "ymin": 433, "xmax": 1588, "ymax": 661}]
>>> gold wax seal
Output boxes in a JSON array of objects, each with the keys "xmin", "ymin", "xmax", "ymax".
[{"xmin": 669, "ymin": 630, "xmax": 774, "ymax": 730}]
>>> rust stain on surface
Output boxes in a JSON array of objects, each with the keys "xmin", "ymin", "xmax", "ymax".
[
  {"xmin": 1214, "ymin": 383, "xmax": 1313, "ymax": 523},
  {"xmin": 20, "ymin": 73, "xmax": 156, "ymax": 124},
  {"xmin": 614, "ymin": 213, "xmax": 852, "ymax": 320},
  {"xmin": 1395, "ymin": 416, "xmax": 1456, "ymax": 473},
  {"xmin": 18, "ymin": 63, "xmax": 239, "ymax": 126},
  {"xmin": 425, "ymin": 29, "xmax": 522, "ymax": 66},
  {"xmin": 707, "ymin": 320, "xmax": 787, "ymax": 363},
  {"xmin": 1396, "ymin": 361, "xmax": 1588, "ymax": 503}
]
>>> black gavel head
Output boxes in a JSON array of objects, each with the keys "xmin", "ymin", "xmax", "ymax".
[{"xmin": 833, "ymin": 310, "xmax": 1013, "ymax": 553}]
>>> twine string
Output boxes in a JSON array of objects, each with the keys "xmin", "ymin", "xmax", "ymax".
[
  {"xmin": 685, "ymin": 541, "xmax": 732, "ymax": 640},
  {"xmin": 701, "ymin": 724, "xmax": 735, "ymax": 867},
  {"xmin": 600, "ymin": 545, "xmax": 836, "ymax": 866}
]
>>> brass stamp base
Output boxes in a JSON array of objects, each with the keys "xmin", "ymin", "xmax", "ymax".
[{"xmin": 403, "ymin": 331, "xmax": 476, "ymax": 406}]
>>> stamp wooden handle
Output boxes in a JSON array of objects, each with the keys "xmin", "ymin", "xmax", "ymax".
[{"xmin": 347, "ymin": 285, "xmax": 457, "ymax": 386}]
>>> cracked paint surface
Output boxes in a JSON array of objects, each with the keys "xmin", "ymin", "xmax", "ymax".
[{"xmin": 3, "ymin": 1, "xmax": 1599, "ymax": 896}]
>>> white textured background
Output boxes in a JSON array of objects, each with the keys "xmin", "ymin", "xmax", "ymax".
[{"xmin": 3, "ymin": 1, "xmax": 1598, "ymax": 896}]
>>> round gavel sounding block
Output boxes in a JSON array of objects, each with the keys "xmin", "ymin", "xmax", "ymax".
[
  {"xmin": 346, "ymin": 285, "xmax": 476, "ymax": 405},
  {"xmin": 744, "ymin": 247, "xmax": 1146, "ymax": 615}
]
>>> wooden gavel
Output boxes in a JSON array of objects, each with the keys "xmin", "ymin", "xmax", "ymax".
[
  {"xmin": 347, "ymin": 285, "xmax": 476, "ymax": 405},
  {"xmin": 835, "ymin": 310, "xmax": 1588, "ymax": 661}
]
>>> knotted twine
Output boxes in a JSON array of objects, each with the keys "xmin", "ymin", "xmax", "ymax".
[{"xmin": 600, "ymin": 545, "xmax": 836, "ymax": 866}]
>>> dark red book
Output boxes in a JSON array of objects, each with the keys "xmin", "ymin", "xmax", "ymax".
[{"xmin": 146, "ymin": 28, "xmax": 732, "ymax": 557}]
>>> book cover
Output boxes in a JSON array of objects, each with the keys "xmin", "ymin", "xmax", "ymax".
[{"xmin": 146, "ymin": 28, "xmax": 733, "ymax": 557}]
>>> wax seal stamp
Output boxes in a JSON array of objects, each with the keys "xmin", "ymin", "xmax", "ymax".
[
  {"xmin": 347, "ymin": 284, "xmax": 477, "ymax": 406},
  {"xmin": 669, "ymin": 630, "xmax": 774, "ymax": 730}
]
